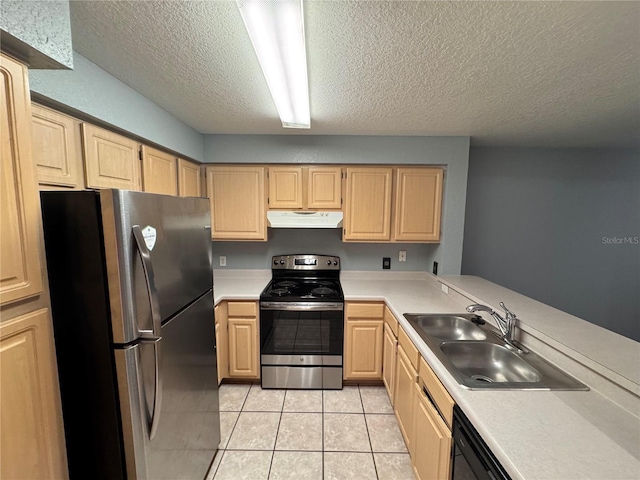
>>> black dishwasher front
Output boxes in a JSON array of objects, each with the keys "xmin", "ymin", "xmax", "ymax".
[{"xmin": 452, "ymin": 405, "xmax": 511, "ymax": 480}]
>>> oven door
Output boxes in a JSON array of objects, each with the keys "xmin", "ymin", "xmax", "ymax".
[{"xmin": 260, "ymin": 302, "xmax": 343, "ymax": 358}]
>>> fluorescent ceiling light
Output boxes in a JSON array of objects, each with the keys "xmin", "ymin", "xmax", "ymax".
[{"xmin": 237, "ymin": 0, "xmax": 310, "ymax": 129}]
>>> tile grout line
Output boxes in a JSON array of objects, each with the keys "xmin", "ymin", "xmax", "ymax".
[
  {"xmin": 212, "ymin": 384, "xmax": 251, "ymax": 479},
  {"xmin": 266, "ymin": 389, "xmax": 285, "ymax": 479},
  {"xmin": 359, "ymin": 385, "xmax": 380, "ymax": 480},
  {"xmin": 322, "ymin": 389, "xmax": 325, "ymax": 480}
]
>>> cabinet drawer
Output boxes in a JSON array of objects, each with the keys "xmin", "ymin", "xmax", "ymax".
[
  {"xmin": 419, "ymin": 356, "xmax": 454, "ymax": 429},
  {"xmin": 346, "ymin": 302, "xmax": 384, "ymax": 319},
  {"xmin": 227, "ymin": 301, "xmax": 257, "ymax": 317},
  {"xmin": 398, "ymin": 326, "xmax": 420, "ymax": 370},
  {"xmin": 383, "ymin": 306, "xmax": 399, "ymax": 336}
]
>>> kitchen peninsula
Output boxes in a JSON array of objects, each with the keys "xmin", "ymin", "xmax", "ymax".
[{"xmin": 213, "ymin": 268, "xmax": 640, "ymax": 480}]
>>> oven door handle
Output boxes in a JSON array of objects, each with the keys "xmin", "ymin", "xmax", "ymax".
[{"xmin": 260, "ymin": 302, "xmax": 344, "ymax": 311}]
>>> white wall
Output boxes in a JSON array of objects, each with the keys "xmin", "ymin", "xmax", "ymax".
[{"xmin": 205, "ymin": 134, "xmax": 470, "ymax": 274}]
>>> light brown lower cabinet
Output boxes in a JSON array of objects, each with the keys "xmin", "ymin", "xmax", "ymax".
[
  {"xmin": 344, "ymin": 302, "xmax": 384, "ymax": 380},
  {"xmin": 215, "ymin": 303, "xmax": 229, "ymax": 384},
  {"xmin": 394, "ymin": 343, "xmax": 418, "ymax": 454},
  {"xmin": 382, "ymin": 321, "xmax": 397, "ymax": 402},
  {"xmin": 412, "ymin": 381, "xmax": 453, "ymax": 480},
  {"xmin": 382, "ymin": 306, "xmax": 399, "ymax": 404},
  {"xmin": 0, "ymin": 309, "xmax": 68, "ymax": 480},
  {"xmin": 225, "ymin": 301, "xmax": 259, "ymax": 379}
]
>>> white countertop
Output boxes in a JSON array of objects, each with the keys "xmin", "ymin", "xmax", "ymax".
[
  {"xmin": 212, "ymin": 269, "xmax": 640, "ymax": 480},
  {"xmin": 213, "ymin": 269, "xmax": 271, "ymax": 304}
]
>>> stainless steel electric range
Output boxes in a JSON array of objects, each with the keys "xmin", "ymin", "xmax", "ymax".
[{"xmin": 260, "ymin": 254, "xmax": 344, "ymax": 389}]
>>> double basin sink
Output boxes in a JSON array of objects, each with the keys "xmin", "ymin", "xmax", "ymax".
[{"xmin": 404, "ymin": 313, "xmax": 588, "ymax": 390}]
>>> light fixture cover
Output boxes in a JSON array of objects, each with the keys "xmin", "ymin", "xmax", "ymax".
[{"xmin": 237, "ymin": 0, "xmax": 310, "ymax": 129}]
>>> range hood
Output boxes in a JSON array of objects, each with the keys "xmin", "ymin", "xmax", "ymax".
[{"xmin": 267, "ymin": 211, "xmax": 343, "ymax": 229}]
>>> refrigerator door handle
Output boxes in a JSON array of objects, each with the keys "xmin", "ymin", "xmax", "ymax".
[
  {"xmin": 140, "ymin": 337, "xmax": 162, "ymax": 440},
  {"xmin": 132, "ymin": 225, "xmax": 162, "ymax": 340},
  {"xmin": 132, "ymin": 225, "xmax": 163, "ymax": 440}
]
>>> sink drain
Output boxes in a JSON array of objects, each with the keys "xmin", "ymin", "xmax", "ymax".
[{"xmin": 471, "ymin": 375, "xmax": 494, "ymax": 383}]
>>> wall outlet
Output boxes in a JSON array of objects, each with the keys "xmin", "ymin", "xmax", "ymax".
[
  {"xmin": 382, "ymin": 257, "xmax": 391, "ymax": 269},
  {"xmin": 433, "ymin": 261, "xmax": 438, "ymax": 275},
  {"xmin": 399, "ymin": 250, "xmax": 406, "ymax": 262},
  {"xmin": 219, "ymin": 256, "xmax": 227, "ymax": 267}
]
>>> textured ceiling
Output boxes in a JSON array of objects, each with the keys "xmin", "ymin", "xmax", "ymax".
[{"xmin": 69, "ymin": 1, "xmax": 639, "ymax": 147}]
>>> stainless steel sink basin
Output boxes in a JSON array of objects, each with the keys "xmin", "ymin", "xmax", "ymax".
[
  {"xmin": 440, "ymin": 342, "xmax": 541, "ymax": 383},
  {"xmin": 403, "ymin": 313, "xmax": 589, "ymax": 391},
  {"xmin": 408, "ymin": 315, "xmax": 487, "ymax": 341}
]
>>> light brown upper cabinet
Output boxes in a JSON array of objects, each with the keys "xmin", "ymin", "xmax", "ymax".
[
  {"xmin": 343, "ymin": 167, "xmax": 393, "ymax": 241},
  {"xmin": 1, "ymin": 54, "xmax": 44, "ymax": 305},
  {"xmin": 268, "ymin": 165, "xmax": 342, "ymax": 210},
  {"xmin": 307, "ymin": 166, "xmax": 342, "ymax": 209},
  {"xmin": 268, "ymin": 166, "xmax": 303, "ymax": 208},
  {"xmin": 141, "ymin": 145, "xmax": 177, "ymax": 195},
  {"xmin": 82, "ymin": 123, "xmax": 141, "ymax": 190},
  {"xmin": 394, "ymin": 167, "xmax": 443, "ymax": 242},
  {"xmin": 205, "ymin": 165, "xmax": 267, "ymax": 240},
  {"xmin": 343, "ymin": 166, "xmax": 444, "ymax": 243},
  {"xmin": 31, "ymin": 104, "xmax": 83, "ymax": 189},
  {"xmin": 177, "ymin": 158, "xmax": 202, "ymax": 197}
]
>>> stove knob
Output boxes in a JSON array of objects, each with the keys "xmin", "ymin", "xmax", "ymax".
[
  {"xmin": 333, "ymin": 260, "xmax": 338, "ymax": 265},
  {"xmin": 273, "ymin": 260, "xmax": 278, "ymax": 266},
  {"xmin": 279, "ymin": 260, "xmax": 285, "ymax": 265},
  {"xmin": 326, "ymin": 260, "xmax": 332, "ymax": 265}
]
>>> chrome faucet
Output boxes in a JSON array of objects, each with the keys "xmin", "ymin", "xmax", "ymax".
[{"xmin": 466, "ymin": 302, "xmax": 528, "ymax": 353}]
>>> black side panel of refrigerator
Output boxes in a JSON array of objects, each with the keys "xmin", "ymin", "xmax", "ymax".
[{"xmin": 41, "ymin": 191, "xmax": 126, "ymax": 480}]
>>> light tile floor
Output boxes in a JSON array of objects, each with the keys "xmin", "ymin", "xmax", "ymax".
[{"xmin": 208, "ymin": 384, "xmax": 415, "ymax": 480}]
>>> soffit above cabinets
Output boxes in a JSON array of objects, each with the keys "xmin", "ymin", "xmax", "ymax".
[{"xmin": 69, "ymin": 1, "xmax": 639, "ymax": 148}]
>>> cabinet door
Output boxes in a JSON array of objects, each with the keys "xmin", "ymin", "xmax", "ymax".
[
  {"xmin": 394, "ymin": 167, "xmax": 443, "ymax": 242},
  {"xmin": 31, "ymin": 104, "xmax": 82, "ymax": 188},
  {"xmin": 343, "ymin": 167, "xmax": 392, "ymax": 241},
  {"xmin": 141, "ymin": 145, "xmax": 177, "ymax": 195},
  {"xmin": 307, "ymin": 166, "xmax": 342, "ymax": 209},
  {"xmin": 205, "ymin": 166, "xmax": 266, "ymax": 240},
  {"xmin": 0, "ymin": 54, "xmax": 43, "ymax": 305},
  {"xmin": 394, "ymin": 344, "xmax": 418, "ymax": 454},
  {"xmin": 419, "ymin": 356, "xmax": 454, "ymax": 428},
  {"xmin": 177, "ymin": 158, "xmax": 201, "ymax": 197},
  {"xmin": 268, "ymin": 166, "xmax": 303, "ymax": 209},
  {"xmin": 412, "ymin": 382, "xmax": 452, "ymax": 480},
  {"xmin": 228, "ymin": 317, "xmax": 259, "ymax": 378},
  {"xmin": 82, "ymin": 123, "xmax": 141, "ymax": 190},
  {"xmin": 382, "ymin": 322, "xmax": 397, "ymax": 404},
  {"xmin": 0, "ymin": 309, "xmax": 67, "ymax": 480},
  {"xmin": 344, "ymin": 320, "xmax": 383, "ymax": 380},
  {"xmin": 215, "ymin": 303, "xmax": 229, "ymax": 384}
]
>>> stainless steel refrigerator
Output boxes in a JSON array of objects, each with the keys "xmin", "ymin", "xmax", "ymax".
[{"xmin": 41, "ymin": 189, "xmax": 220, "ymax": 480}]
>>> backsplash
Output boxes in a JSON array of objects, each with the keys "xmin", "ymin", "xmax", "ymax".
[{"xmin": 211, "ymin": 228, "xmax": 435, "ymax": 271}]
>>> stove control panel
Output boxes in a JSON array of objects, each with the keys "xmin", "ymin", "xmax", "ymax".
[{"xmin": 271, "ymin": 254, "xmax": 340, "ymax": 270}]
